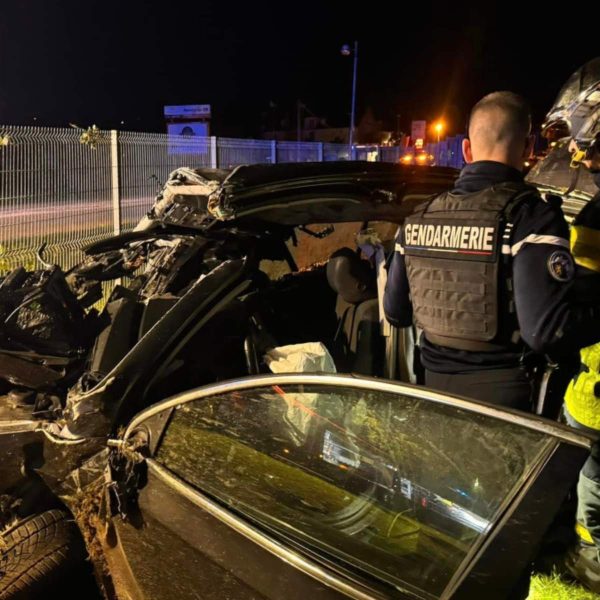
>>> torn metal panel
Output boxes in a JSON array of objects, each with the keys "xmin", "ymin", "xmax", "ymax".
[
  {"xmin": 64, "ymin": 376, "xmax": 119, "ymax": 438},
  {"xmin": 32, "ymin": 392, "xmax": 63, "ymax": 419},
  {"xmin": 139, "ymin": 237, "xmax": 208, "ymax": 297},
  {"xmin": 35, "ymin": 432, "xmax": 106, "ymax": 493},
  {"xmin": 0, "ymin": 351, "xmax": 63, "ymax": 389},
  {"xmin": 0, "ymin": 419, "xmax": 44, "ymax": 492},
  {"xmin": 0, "ymin": 349, "xmax": 71, "ymax": 367},
  {"xmin": 65, "ymin": 274, "xmax": 104, "ymax": 308},
  {"xmin": 56, "ymin": 449, "xmax": 117, "ymax": 597},
  {"xmin": 64, "ymin": 260, "xmax": 249, "ymax": 437},
  {"xmin": 71, "ymin": 248, "xmax": 142, "ymax": 281},
  {"xmin": 58, "ymin": 447, "xmax": 110, "ymax": 500},
  {"xmin": 89, "ymin": 298, "xmax": 141, "ymax": 376},
  {"xmin": 136, "ymin": 167, "xmax": 222, "ymax": 230},
  {"xmin": 138, "ymin": 297, "xmax": 179, "ymax": 338},
  {"xmin": 0, "ymin": 267, "xmax": 27, "ymax": 292}
]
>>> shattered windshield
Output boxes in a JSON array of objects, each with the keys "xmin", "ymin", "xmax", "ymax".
[{"xmin": 550, "ymin": 58, "xmax": 600, "ymax": 114}]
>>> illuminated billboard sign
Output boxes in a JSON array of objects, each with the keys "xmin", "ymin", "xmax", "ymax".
[{"xmin": 164, "ymin": 105, "xmax": 211, "ymax": 119}]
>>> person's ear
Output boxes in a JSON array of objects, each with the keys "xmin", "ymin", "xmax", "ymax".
[{"xmin": 462, "ymin": 138, "xmax": 473, "ymax": 163}]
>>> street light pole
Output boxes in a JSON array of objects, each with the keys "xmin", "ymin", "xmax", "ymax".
[
  {"xmin": 341, "ymin": 41, "xmax": 358, "ymax": 159},
  {"xmin": 349, "ymin": 41, "xmax": 358, "ymax": 158}
]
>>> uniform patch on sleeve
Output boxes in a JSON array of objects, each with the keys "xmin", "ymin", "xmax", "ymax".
[{"xmin": 547, "ymin": 250, "xmax": 575, "ymax": 282}]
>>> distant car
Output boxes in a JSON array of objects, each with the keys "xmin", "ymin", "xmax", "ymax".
[
  {"xmin": 0, "ymin": 162, "xmax": 594, "ymax": 599},
  {"xmin": 400, "ymin": 150, "xmax": 434, "ymax": 166}
]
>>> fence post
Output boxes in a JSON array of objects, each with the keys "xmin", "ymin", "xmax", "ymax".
[
  {"xmin": 271, "ymin": 140, "xmax": 277, "ymax": 164},
  {"xmin": 210, "ymin": 136, "xmax": 218, "ymax": 168},
  {"xmin": 110, "ymin": 130, "xmax": 121, "ymax": 235},
  {"xmin": 318, "ymin": 142, "xmax": 324, "ymax": 162}
]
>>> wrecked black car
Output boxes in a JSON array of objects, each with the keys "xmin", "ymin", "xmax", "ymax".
[{"xmin": 0, "ymin": 162, "xmax": 595, "ymax": 599}]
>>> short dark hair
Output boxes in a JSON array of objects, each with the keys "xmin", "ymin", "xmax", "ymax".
[{"xmin": 468, "ymin": 91, "xmax": 532, "ymax": 142}]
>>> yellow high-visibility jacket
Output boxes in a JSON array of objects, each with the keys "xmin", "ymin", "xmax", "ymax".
[
  {"xmin": 565, "ymin": 344, "xmax": 600, "ymax": 430},
  {"xmin": 565, "ymin": 224, "xmax": 600, "ymax": 430}
]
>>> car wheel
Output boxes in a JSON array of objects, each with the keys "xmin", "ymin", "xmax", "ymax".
[{"xmin": 0, "ymin": 509, "xmax": 86, "ymax": 599}]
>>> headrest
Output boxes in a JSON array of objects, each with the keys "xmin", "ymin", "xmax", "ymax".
[{"xmin": 326, "ymin": 248, "xmax": 376, "ymax": 304}]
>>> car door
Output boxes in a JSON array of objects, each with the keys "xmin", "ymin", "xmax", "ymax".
[{"xmin": 102, "ymin": 374, "xmax": 592, "ymax": 600}]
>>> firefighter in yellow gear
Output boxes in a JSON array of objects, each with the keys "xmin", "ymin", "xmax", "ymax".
[
  {"xmin": 565, "ymin": 211, "xmax": 600, "ymax": 429},
  {"xmin": 541, "ymin": 56, "xmax": 600, "ymax": 591},
  {"xmin": 563, "ymin": 143, "xmax": 600, "ymax": 590}
]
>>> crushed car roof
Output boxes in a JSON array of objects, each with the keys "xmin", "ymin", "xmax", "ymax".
[{"xmin": 136, "ymin": 161, "xmax": 459, "ymax": 231}]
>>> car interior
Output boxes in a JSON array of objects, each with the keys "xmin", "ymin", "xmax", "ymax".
[{"xmin": 81, "ymin": 220, "xmax": 410, "ymax": 411}]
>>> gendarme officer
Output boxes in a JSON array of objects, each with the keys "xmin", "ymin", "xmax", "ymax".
[{"xmin": 385, "ymin": 91, "xmax": 600, "ymax": 410}]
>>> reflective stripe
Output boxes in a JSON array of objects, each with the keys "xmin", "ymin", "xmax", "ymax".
[
  {"xmin": 576, "ymin": 521, "xmax": 595, "ymax": 545},
  {"xmin": 509, "ymin": 234, "xmax": 570, "ymax": 256},
  {"xmin": 500, "ymin": 223, "xmax": 514, "ymax": 255},
  {"xmin": 395, "ymin": 242, "xmax": 405, "ymax": 254}
]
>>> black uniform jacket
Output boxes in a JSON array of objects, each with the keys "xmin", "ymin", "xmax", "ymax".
[{"xmin": 384, "ymin": 161, "xmax": 600, "ymax": 373}]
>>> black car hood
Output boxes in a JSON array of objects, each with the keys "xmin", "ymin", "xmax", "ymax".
[{"xmin": 136, "ymin": 162, "xmax": 458, "ymax": 232}]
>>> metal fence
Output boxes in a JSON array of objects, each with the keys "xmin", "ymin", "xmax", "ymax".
[
  {"xmin": 424, "ymin": 135, "xmax": 465, "ymax": 169},
  {"xmin": 0, "ymin": 126, "xmax": 463, "ymax": 274},
  {"xmin": 0, "ymin": 127, "xmax": 114, "ymax": 273}
]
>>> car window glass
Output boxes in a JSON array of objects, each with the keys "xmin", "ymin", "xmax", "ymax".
[
  {"xmin": 552, "ymin": 68, "xmax": 583, "ymax": 110},
  {"xmin": 154, "ymin": 383, "xmax": 551, "ymax": 597},
  {"xmin": 582, "ymin": 58, "xmax": 600, "ymax": 89},
  {"xmin": 549, "ymin": 58, "xmax": 600, "ymax": 111}
]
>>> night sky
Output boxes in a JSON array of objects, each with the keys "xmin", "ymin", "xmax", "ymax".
[{"xmin": 1, "ymin": 1, "xmax": 598, "ymax": 137}]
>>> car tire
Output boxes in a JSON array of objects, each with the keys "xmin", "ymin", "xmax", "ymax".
[{"xmin": 0, "ymin": 509, "xmax": 86, "ymax": 599}]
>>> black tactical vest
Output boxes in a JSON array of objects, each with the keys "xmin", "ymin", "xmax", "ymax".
[{"xmin": 402, "ymin": 182, "xmax": 538, "ymax": 352}]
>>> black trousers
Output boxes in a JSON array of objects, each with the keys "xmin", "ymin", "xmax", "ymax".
[{"xmin": 425, "ymin": 367, "xmax": 533, "ymax": 412}]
